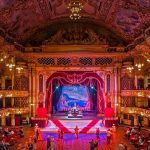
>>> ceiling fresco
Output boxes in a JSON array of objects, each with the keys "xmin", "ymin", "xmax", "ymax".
[{"xmin": 0, "ymin": 0, "xmax": 149, "ymax": 46}]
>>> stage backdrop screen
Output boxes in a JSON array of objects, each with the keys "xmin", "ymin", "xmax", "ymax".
[{"xmin": 57, "ymin": 86, "xmax": 91, "ymax": 111}]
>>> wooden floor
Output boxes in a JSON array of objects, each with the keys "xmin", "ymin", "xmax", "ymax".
[{"xmin": 11, "ymin": 126, "xmax": 136, "ymax": 150}]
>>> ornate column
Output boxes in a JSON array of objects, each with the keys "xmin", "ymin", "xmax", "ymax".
[
  {"xmin": 113, "ymin": 67, "xmax": 118, "ymax": 116},
  {"xmin": 11, "ymin": 114, "xmax": 15, "ymax": 126},
  {"xmin": 117, "ymin": 65, "xmax": 121, "ymax": 117},
  {"xmin": 1, "ymin": 115, "xmax": 6, "ymax": 126},
  {"xmin": 1, "ymin": 76, "xmax": 5, "ymax": 89},
  {"xmin": 135, "ymin": 75, "xmax": 138, "ymax": 89},
  {"xmin": 28, "ymin": 63, "xmax": 36, "ymax": 117},
  {"xmin": 2, "ymin": 97, "xmax": 5, "ymax": 108},
  {"xmin": 11, "ymin": 98, "xmax": 14, "ymax": 107},
  {"xmin": 34, "ymin": 69, "xmax": 38, "ymax": 116},
  {"xmin": 32, "ymin": 64, "xmax": 36, "ymax": 117},
  {"xmin": 28, "ymin": 65, "xmax": 32, "ymax": 117}
]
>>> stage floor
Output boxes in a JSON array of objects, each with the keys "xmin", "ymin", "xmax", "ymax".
[{"xmin": 41, "ymin": 119, "xmax": 107, "ymax": 134}]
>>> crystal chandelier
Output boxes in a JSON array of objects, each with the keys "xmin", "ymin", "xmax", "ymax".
[{"xmin": 68, "ymin": 0, "xmax": 83, "ymax": 20}]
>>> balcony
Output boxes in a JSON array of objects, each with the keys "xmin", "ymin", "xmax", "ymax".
[
  {"xmin": 0, "ymin": 87, "xmax": 28, "ymax": 97},
  {"xmin": 0, "ymin": 107, "xmax": 29, "ymax": 115},
  {"xmin": 121, "ymin": 89, "xmax": 150, "ymax": 97},
  {"xmin": 120, "ymin": 107, "xmax": 150, "ymax": 117}
]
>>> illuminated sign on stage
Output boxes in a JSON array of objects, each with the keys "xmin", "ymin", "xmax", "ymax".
[{"xmin": 57, "ymin": 86, "xmax": 91, "ymax": 111}]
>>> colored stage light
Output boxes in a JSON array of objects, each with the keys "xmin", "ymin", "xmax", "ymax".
[
  {"xmin": 91, "ymin": 86, "xmax": 94, "ymax": 89},
  {"xmin": 56, "ymin": 86, "xmax": 59, "ymax": 89}
]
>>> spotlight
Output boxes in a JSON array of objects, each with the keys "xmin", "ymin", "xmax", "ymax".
[
  {"xmin": 56, "ymin": 86, "xmax": 59, "ymax": 89},
  {"xmin": 91, "ymin": 86, "xmax": 94, "ymax": 89}
]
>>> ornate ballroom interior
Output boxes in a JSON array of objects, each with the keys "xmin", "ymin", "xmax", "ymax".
[{"xmin": 0, "ymin": 0, "xmax": 150, "ymax": 128}]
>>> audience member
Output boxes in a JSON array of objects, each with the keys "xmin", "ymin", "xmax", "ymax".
[
  {"xmin": 106, "ymin": 129, "xmax": 112, "ymax": 144},
  {"xmin": 89, "ymin": 139, "xmax": 95, "ymax": 150}
]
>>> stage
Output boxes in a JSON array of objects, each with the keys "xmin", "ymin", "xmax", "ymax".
[
  {"xmin": 40, "ymin": 119, "xmax": 107, "ymax": 134},
  {"xmin": 39, "ymin": 111, "xmax": 106, "ymax": 134}
]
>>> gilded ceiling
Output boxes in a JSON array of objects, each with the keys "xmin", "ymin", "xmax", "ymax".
[{"xmin": 0, "ymin": 0, "xmax": 149, "ymax": 46}]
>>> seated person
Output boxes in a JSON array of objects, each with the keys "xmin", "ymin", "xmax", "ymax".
[
  {"xmin": 131, "ymin": 128, "xmax": 137, "ymax": 135},
  {"xmin": 4, "ymin": 128, "xmax": 9, "ymax": 137},
  {"xmin": 118, "ymin": 143, "xmax": 126, "ymax": 150},
  {"xmin": 135, "ymin": 136, "xmax": 144, "ymax": 148},
  {"xmin": 19, "ymin": 128, "xmax": 24, "ymax": 138},
  {"xmin": 125, "ymin": 129, "xmax": 130, "ymax": 139}
]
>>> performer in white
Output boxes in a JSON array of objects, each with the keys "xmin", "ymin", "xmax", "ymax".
[{"xmin": 72, "ymin": 103, "xmax": 78, "ymax": 113}]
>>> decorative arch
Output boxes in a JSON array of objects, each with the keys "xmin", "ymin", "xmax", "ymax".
[{"xmin": 45, "ymin": 71, "xmax": 105, "ymax": 114}]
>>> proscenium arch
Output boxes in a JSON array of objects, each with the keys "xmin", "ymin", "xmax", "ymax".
[{"xmin": 45, "ymin": 71, "xmax": 105, "ymax": 114}]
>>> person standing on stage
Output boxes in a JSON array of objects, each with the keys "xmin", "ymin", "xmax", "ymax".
[
  {"xmin": 96, "ymin": 128, "xmax": 100, "ymax": 140},
  {"xmin": 60, "ymin": 130, "xmax": 64, "ymax": 139},
  {"xmin": 74, "ymin": 125, "xmax": 79, "ymax": 139},
  {"xmin": 58, "ymin": 128, "xmax": 61, "ymax": 139}
]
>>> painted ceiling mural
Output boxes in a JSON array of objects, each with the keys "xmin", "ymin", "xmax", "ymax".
[{"xmin": 0, "ymin": 0, "xmax": 149, "ymax": 46}]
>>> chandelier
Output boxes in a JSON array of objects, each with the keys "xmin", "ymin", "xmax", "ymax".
[
  {"xmin": 135, "ymin": 63, "xmax": 144, "ymax": 71},
  {"xmin": 68, "ymin": 0, "xmax": 83, "ymax": 20},
  {"xmin": 126, "ymin": 66, "xmax": 134, "ymax": 72}
]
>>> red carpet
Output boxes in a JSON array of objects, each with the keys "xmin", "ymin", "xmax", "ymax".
[
  {"xmin": 79, "ymin": 120, "xmax": 98, "ymax": 133},
  {"xmin": 51, "ymin": 120, "xmax": 72, "ymax": 133}
]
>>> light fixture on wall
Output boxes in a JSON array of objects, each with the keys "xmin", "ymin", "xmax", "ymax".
[
  {"xmin": 135, "ymin": 63, "xmax": 144, "ymax": 71},
  {"xmin": 68, "ymin": 0, "xmax": 83, "ymax": 20},
  {"xmin": 142, "ymin": 52, "xmax": 150, "ymax": 62},
  {"xmin": 6, "ymin": 57, "xmax": 15, "ymax": 71},
  {"xmin": 126, "ymin": 66, "xmax": 134, "ymax": 72},
  {"xmin": 16, "ymin": 66, "xmax": 23, "ymax": 73},
  {"xmin": 0, "ymin": 50, "xmax": 9, "ymax": 62}
]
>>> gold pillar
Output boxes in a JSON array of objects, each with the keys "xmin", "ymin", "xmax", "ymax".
[
  {"xmin": 28, "ymin": 65, "xmax": 32, "ymax": 117},
  {"xmin": 3, "ymin": 97, "xmax": 5, "ymax": 108},
  {"xmin": 12, "ymin": 70, "xmax": 15, "ymax": 90},
  {"xmin": 1, "ymin": 76, "xmax": 5, "ymax": 89},
  {"xmin": 135, "ymin": 75, "xmax": 138, "ymax": 89},
  {"xmin": 11, "ymin": 98, "xmax": 14, "ymax": 107},
  {"xmin": 32, "ymin": 67, "xmax": 36, "ymax": 117},
  {"xmin": 114, "ymin": 67, "xmax": 118, "ymax": 116},
  {"xmin": 1, "ymin": 115, "xmax": 6, "ymax": 126},
  {"xmin": 117, "ymin": 67, "xmax": 121, "ymax": 117},
  {"xmin": 11, "ymin": 114, "xmax": 15, "ymax": 126},
  {"xmin": 28, "ymin": 63, "xmax": 36, "ymax": 117}
]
